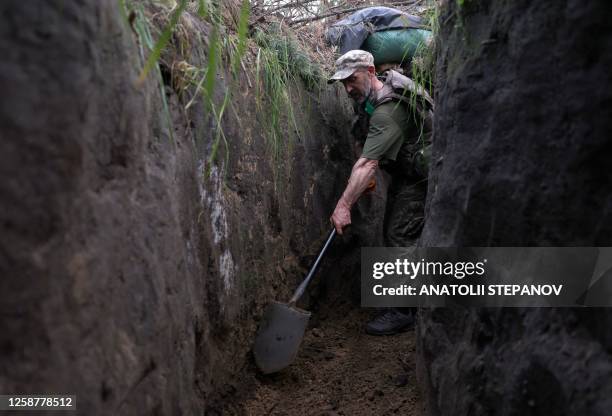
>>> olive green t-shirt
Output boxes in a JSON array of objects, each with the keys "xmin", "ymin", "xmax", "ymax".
[{"xmin": 361, "ymin": 101, "xmax": 417, "ymax": 162}]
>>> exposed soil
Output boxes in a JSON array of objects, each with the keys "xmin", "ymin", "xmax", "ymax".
[
  {"xmin": 221, "ymin": 305, "xmax": 422, "ymax": 416},
  {"xmin": 417, "ymin": 1, "xmax": 612, "ymax": 415}
]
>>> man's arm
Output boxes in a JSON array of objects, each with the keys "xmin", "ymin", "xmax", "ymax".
[{"xmin": 330, "ymin": 157, "xmax": 378, "ymax": 234}]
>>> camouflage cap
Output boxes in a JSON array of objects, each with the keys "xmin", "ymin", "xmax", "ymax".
[{"xmin": 327, "ymin": 50, "xmax": 374, "ymax": 84}]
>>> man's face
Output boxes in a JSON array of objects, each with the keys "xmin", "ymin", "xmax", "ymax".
[{"xmin": 341, "ymin": 68, "xmax": 372, "ymax": 104}]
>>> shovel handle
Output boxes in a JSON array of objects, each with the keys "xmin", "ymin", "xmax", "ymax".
[{"xmin": 289, "ymin": 228, "xmax": 336, "ymax": 304}]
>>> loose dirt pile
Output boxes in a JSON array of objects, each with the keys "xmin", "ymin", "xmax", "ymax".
[{"xmin": 221, "ymin": 305, "xmax": 422, "ymax": 416}]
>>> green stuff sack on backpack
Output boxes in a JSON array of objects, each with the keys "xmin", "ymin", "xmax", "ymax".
[{"xmin": 362, "ymin": 29, "xmax": 432, "ymax": 66}]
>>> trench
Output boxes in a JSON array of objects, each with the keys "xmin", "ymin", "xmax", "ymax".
[
  {"xmin": 1, "ymin": 1, "xmax": 611, "ymax": 416},
  {"xmin": 219, "ymin": 305, "xmax": 421, "ymax": 416}
]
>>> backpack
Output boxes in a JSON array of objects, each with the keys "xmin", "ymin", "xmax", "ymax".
[{"xmin": 352, "ymin": 69, "xmax": 434, "ymax": 178}]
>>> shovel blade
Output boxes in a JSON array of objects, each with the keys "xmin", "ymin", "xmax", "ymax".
[{"xmin": 253, "ymin": 301, "xmax": 311, "ymax": 374}]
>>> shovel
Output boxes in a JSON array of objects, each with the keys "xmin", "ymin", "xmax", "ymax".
[{"xmin": 253, "ymin": 228, "xmax": 337, "ymax": 374}]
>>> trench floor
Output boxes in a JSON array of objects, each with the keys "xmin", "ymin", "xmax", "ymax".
[{"xmin": 224, "ymin": 307, "xmax": 422, "ymax": 416}]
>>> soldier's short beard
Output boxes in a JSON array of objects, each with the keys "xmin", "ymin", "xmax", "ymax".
[{"xmin": 351, "ymin": 75, "xmax": 372, "ymax": 104}]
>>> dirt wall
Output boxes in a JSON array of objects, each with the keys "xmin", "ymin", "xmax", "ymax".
[
  {"xmin": 418, "ymin": 1, "xmax": 612, "ymax": 415},
  {"xmin": 0, "ymin": 1, "xmax": 362, "ymax": 414}
]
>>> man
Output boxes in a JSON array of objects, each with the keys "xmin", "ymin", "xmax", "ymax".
[{"xmin": 328, "ymin": 50, "xmax": 430, "ymax": 335}]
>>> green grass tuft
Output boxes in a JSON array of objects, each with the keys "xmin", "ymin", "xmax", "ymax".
[
  {"xmin": 251, "ymin": 22, "xmax": 324, "ymax": 184},
  {"xmin": 253, "ymin": 23, "xmax": 322, "ymax": 91},
  {"xmin": 137, "ymin": 0, "xmax": 188, "ymax": 85},
  {"xmin": 130, "ymin": 2, "xmax": 175, "ymax": 142},
  {"xmin": 232, "ymin": 0, "xmax": 250, "ymax": 76}
]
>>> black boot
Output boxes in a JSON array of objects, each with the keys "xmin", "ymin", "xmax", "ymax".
[{"xmin": 365, "ymin": 309, "xmax": 414, "ymax": 336}]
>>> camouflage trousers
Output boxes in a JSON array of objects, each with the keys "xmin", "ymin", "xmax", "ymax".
[
  {"xmin": 383, "ymin": 174, "xmax": 427, "ymax": 248},
  {"xmin": 383, "ymin": 174, "xmax": 426, "ymax": 317}
]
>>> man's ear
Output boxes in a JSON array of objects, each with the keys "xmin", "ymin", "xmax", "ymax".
[{"xmin": 367, "ymin": 66, "xmax": 376, "ymax": 75}]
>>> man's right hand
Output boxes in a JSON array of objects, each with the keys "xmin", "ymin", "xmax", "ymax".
[
  {"xmin": 330, "ymin": 157, "xmax": 378, "ymax": 235},
  {"xmin": 330, "ymin": 200, "xmax": 351, "ymax": 235}
]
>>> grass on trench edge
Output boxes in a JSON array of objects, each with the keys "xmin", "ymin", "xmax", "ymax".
[
  {"xmin": 128, "ymin": 1, "xmax": 177, "ymax": 143},
  {"xmin": 253, "ymin": 23, "xmax": 324, "ymax": 184},
  {"xmin": 122, "ymin": 0, "xmax": 325, "ymax": 184}
]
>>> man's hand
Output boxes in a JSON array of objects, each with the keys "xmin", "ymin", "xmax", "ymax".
[
  {"xmin": 329, "ymin": 157, "xmax": 378, "ymax": 235},
  {"xmin": 330, "ymin": 200, "xmax": 351, "ymax": 235}
]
